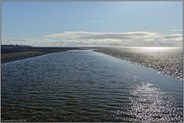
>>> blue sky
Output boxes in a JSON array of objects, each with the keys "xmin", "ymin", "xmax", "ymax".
[{"xmin": 2, "ymin": 2, "xmax": 183, "ymax": 47}]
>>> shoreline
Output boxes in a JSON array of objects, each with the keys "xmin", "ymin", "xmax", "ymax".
[
  {"xmin": 1, "ymin": 46, "xmax": 183, "ymax": 80},
  {"xmin": 1, "ymin": 47, "xmax": 82, "ymax": 63},
  {"xmin": 95, "ymin": 47, "xmax": 183, "ymax": 80}
]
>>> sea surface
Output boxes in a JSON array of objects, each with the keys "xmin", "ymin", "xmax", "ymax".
[{"xmin": 1, "ymin": 49, "xmax": 183, "ymax": 122}]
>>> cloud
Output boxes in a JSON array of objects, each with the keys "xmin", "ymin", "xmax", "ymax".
[
  {"xmin": 3, "ymin": 31, "xmax": 183, "ymax": 47},
  {"xmin": 3, "ymin": 38, "xmax": 60, "ymax": 47},
  {"xmin": 162, "ymin": 34, "xmax": 183, "ymax": 41},
  {"xmin": 45, "ymin": 31, "xmax": 160, "ymax": 40},
  {"xmin": 170, "ymin": 29, "xmax": 182, "ymax": 32}
]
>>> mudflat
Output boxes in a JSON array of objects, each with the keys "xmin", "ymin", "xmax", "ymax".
[
  {"xmin": 1, "ymin": 45, "xmax": 82, "ymax": 63},
  {"xmin": 95, "ymin": 47, "xmax": 183, "ymax": 80}
]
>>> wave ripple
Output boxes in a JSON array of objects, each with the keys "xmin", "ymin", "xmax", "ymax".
[{"xmin": 130, "ymin": 82, "xmax": 183, "ymax": 122}]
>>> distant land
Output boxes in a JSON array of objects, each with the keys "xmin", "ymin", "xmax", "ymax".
[
  {"xmin": 1, "ymin": 45, "xmax": 183, "ymax": 80},
  {"xmin": 1, "ymin": 45, "xmax": 82, "ymax": 63}
]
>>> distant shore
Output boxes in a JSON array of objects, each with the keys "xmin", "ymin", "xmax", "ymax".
[
  {"xmin": 1, "ymin": 45, "xmax": 82, "ymax": 63},
  {"xmin": 95, "ymin": 47, "xmax": 183, "ymax": 80},
  {"xmin": 1, "ymin": 45, "xmax": 183, "ymax": 80}
]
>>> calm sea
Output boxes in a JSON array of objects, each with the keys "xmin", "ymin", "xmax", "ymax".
[{"xmin": 1, "ymin": 49, "xmax": 183, "ymax": 122}]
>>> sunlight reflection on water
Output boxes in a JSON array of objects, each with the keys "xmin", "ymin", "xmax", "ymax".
[
  {"xmin": 129, "ymin": 82, "xmax": 183, "ymax": 122},
  {"xmin": 129, "ymin": 47, "xmax": 177, "ymax": 53},
  {"xmin": 1, "ymin": 50, "xmax": 183, "ymax": 122}
]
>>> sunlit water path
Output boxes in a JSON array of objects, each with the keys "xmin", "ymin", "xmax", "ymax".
[{"xmin": 1, "ymin": 50, "xmax": 183, "ymax": 122}]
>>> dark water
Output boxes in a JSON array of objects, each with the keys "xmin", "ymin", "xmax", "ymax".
[{"xmin": 1, "ymin": 50, "xmax": 183, "ymax": 122}]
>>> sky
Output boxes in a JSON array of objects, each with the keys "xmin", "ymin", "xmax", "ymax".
[{"xmin": 2, "ymin": 1, "xmax": 183, "ymax": 47}]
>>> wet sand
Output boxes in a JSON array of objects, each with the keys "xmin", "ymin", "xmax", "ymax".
[
  {"xmin": 1, "ymin": 46, "xmax": 183, "ymax": 80},
  {"xmin": 1, "ymin": 46, "xmax": 82, "ymax": 63},
  {"xmin": 95, "ymin": 47, "xmax": 183, "ymax": 80}
]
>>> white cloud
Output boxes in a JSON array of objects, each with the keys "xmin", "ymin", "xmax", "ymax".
[
  {"xmin": 162, "ymin": 34, "xmax": 183, "ymax": 42},
  {"xmin": 170, "ymin": 29, "xmax": 182, "ymax": 32},
  {"xmin": 3, "ymin": 31, "xmax": 183, "ymax": 47},
  {"xmin": 3, "ymin": 38, "xmax": 60, "ymax": 47},
  {"xmin": 45, "ymin": 31, "xmax": 160, "ymax": 40}
]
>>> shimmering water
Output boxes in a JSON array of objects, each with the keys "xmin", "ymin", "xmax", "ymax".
[
  {"xmin": 95, "ymin": 47, "xmax": 183, "ymax": 79},
  {"xmin": 1, "ymin": 50, "xmax": 183, "ymax": 122}
]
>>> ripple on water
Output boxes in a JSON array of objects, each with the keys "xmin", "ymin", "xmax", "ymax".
[
  {"xmin": 129, "ymin": 82, "xmax": 183, "ymax": 122},
  {"xmin": 1, "ymin": 50, "xmax": 183, "ymax": 122}
]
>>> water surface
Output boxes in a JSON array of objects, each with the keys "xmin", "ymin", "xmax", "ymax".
[{"xmin": 1, "ymin": 50, "xmax": 183, "ymax": 122}]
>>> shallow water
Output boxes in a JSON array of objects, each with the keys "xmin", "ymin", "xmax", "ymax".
[{"xmin": 1, "ymin": 50, "xmax": 183, "ymax": 122}]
